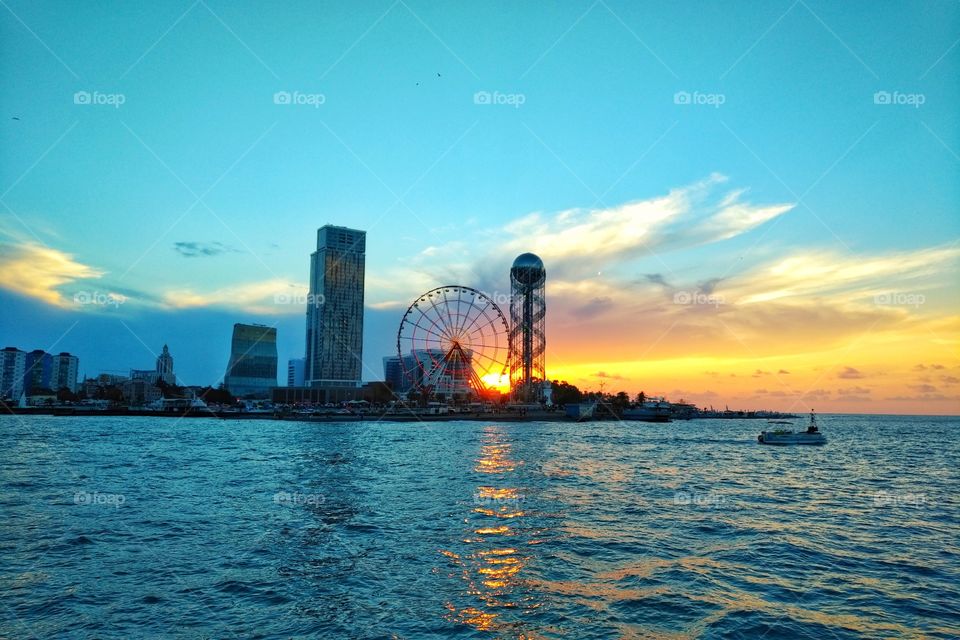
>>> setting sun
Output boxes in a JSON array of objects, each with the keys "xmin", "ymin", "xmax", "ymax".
[{"xmin": 480, "ymin": 372, "xmax": 511, "ymax": 393}]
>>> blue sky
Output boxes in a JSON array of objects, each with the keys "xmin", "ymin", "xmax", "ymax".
[{"xmin": 1, "ymin": 1, "xmax": 958, "ymax": 411}]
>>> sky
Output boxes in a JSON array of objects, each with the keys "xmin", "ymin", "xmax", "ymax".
[{"xmin": 1, "ymin": 0, "xmax": 958, "ymax": 415}]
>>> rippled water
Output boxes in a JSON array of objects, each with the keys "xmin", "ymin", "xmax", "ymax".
[{"xmin": 2, "ymin": 414, "xmax": 959, "ymax": 639}]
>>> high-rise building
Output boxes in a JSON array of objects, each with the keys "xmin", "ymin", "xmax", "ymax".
[
  {"xmin": 51, "ymin": 352, "xmax": 79, "ymax": 393},
  {"xmin": 287, "ymin": 357, "xmax": 305, "ymax": 387},
  {"xmin": 23, "ymin": 350, "xmax": 53, "ymax": 395},
  {"xmin": 305, "ymin": 225, "xmax": 365, "ymax": 387},
  {"xmin": 509, "ymin": 253, "xmax": 546, "ymax": 402},
  {"xmin": 156, "ymin": 344, "xmax": 175, "ymax": 385},
  {"xmin": 224, "ymin": 323, "xmax": 278, "ymax": 398},
  {"xmin": 0, "ymin": 347, "xmax": 26, "ymax": 400}
]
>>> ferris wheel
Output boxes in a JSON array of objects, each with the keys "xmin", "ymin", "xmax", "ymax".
[{"xmin": 397, "ymin": 286, "xmax": 510, "ymax": 398}]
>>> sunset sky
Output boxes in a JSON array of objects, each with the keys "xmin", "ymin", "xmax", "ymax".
[{"xmin": 1, "ymin": 1, "xmax": 958, "ymax": 414}]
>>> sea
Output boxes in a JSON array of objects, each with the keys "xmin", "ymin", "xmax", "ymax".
[{"xmin": 1, "ymin": 414, "xmax": 958, "ymax": 639}]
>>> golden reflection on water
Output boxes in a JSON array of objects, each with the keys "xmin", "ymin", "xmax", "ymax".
[{"xmin": 441, "ymin": 426, "xmax": 540, "ymax": 634}]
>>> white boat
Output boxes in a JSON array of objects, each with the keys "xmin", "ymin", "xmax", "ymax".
[
  {"xmin": 758, "ymin": 411, "xmax": 826, "ymax": 445},
  {"xmin": 622, "ymin": 399, "xmax": 673, "ymax": 423}
]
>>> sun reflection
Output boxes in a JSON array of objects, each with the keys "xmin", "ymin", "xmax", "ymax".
[
  {"xmin": 442, "ymin": 426, "xmax": 542, "ymax": 635},
  {"xmin": 474, "ymin": 432, "xmax": 520, "ymax": 474},
  {"xmin": 475, "ymin": 525, "xmax": 511, "ymax": 535}
]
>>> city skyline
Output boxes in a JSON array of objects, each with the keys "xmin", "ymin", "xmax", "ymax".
[{"xmin": 1, "ymin": 1, "xmax": 958, "ymax": 414}]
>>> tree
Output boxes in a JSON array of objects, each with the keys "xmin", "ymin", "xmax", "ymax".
[
  {"xmin": 613, "ymin": 391, "xmax": 630, "ymax": 411},
  {"xmin": 56, "ymin": 387, "xmax": 79, "ymax": 402},
  {"xmin": 155, "ymin": 379, "xmax": 186, "ymax": 399},
  {"xmin": 550, "ymin": 380, "xmax": 582, "ymax": 405},
  {"xmin": 98, "ymin": 385, "xmax": 124, "ymax": 402},
  {"xmin": 635, "ymin": 391, "xmax": 646, "ymax": 405},
  {"xmin": 198, "ymin": 386, "xmax": 234, "ymax": 405}
]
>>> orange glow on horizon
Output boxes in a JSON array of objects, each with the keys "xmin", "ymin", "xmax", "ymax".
[{"xmin": 480, "ymin": 372, "xmax": 511, "ymax": 392}]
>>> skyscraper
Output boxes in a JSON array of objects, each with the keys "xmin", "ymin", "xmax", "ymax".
[
  {"xmin": 305, "ymin": 225, "xmax": 365, "ymax": 387},
  {"xmin": 509, "ymin": 253, "xmax": 546, "ymax": 402},
  {"xmin": 224, "ymin": 324, "xmax": 278, "ymax": 398},
  {"xmin": 156, "ymin": 344, "xmax": 175, "ymax": 385}
]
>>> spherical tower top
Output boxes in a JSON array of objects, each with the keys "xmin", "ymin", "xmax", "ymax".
[
  {"xmin": 511, "ymin": 253, "xmax": 545, "ymax": 285},
  {"xmin": 512, "ymin": 252, "xmax": 544, "ymax": 270}
]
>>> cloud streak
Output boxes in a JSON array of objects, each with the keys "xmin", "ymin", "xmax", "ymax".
[
  {"xmin": 499, "ymin": 174, "xmax": 794, "ymax": 274},
  {"xmin": 0, "ymin": 242, "xmax": 104, "ymax": 306},
  {"xmin": 173, "ymin": 241, "xmax": 238, "ymax": 258}
]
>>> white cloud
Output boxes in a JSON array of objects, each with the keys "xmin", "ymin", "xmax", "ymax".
[
  {"xmin": 162, "ymin": 279, "xmax": 308, "ymax": 315},
  {"xmin": 500, "ymin": 174, "xmax": 794, "ymax": 267},
  {"xmin": 0, "ymin": 242, "xmax": 105, "ymax": 306}
]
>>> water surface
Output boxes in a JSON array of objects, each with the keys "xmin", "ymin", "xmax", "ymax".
[{"xmin": 1, "ymin": 414, "xmax": 958, "ymax": 638}]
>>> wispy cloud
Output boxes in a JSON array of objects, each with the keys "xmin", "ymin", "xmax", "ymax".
[
  {"xmin": 593, "ymin": 371, "xmax": 627, "ymax": 380},
  {"xmin": 172, "ymin": 241, "xmax": 238, "ymax": 258},
  {"xmin": 499, "ymin": 174, "xmax": 793, "ymax": 273},
  {"xmin": 0, "ymin": 242, "xmax": 104, "ymax": 306},
  {"xmin": 837, "ymin": 367, "xmax": 865, "ymax": 379},
  {"xmin": 162, "ymin": 279, "xmax": 306, "ymax": 315}
]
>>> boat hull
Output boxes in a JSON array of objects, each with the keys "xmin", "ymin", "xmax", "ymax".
[
  {"xmin": 758, "ymin": 431, "xmax": 827, "ymax": 445},
  {"xmin": 621, "ymin": 413, "xmax": 672, "ymax": 423}
]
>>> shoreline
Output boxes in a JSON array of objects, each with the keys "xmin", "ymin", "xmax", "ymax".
[{"xmin": 1, "ymin": 407, "xmax": 800, "ymax": 421}]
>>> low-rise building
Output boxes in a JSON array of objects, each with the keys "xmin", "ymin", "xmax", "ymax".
[
  {"xmin": 287, "ymin": 357, "xmax": 305, "ymax": 387},
  {"xmin": 122, "ymin": 379, "xmax": 162, "ymax": 406}
]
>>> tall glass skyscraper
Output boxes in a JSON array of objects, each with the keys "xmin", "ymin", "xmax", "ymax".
[
  {"xmin": 224, "ymin": 323, "xmax": 278, "ymax": 398},
  {"xmin": 305, "ymin": 225, "xmax": 365, "ymax": 387}
]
